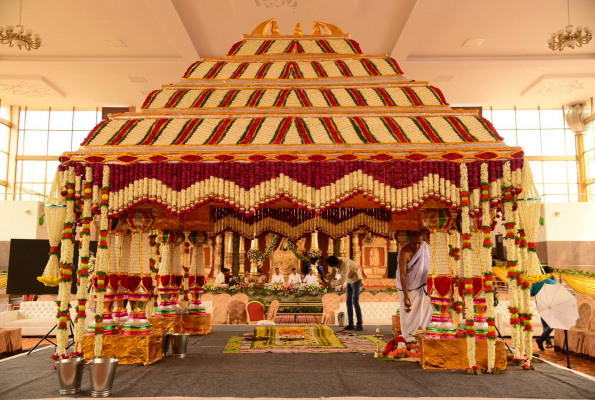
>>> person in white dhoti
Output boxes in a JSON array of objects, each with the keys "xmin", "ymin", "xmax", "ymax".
[
  {"xmin": 271, "ymin": 268, "xmax": 285, "ymax": 284},
  {"xmin": 215, "ymin": 268, "xmax": 230, "ymax": 288},
  {"xmin": 397, "ymin": 231, "xmax": 433, "ymax": 341},
  {"xmin": 288, "ymin": 268, "xmax": 302, "ymax": 286},
  {"xmin": 302, "ymin": 269, "xmax": 318, "ymax": 287}
]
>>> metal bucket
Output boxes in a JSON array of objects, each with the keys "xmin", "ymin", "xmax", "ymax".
[
  {"xmin": 171, "ymin": 333, "xmax": 190, "ymax": 358},
  {"xmin": 57, "ymin": 358, "xmax": 85, "ymax": 395},
  {"xmin": 88, "ymin": 358, "xmax": 119, "ymax": 397},
  {"xmin": 162, "ymin": 332, "xmax": 171, "ymax": 357},
  {"xmin": 338, "ymin": 312, "xmax": 346, "ymax": 327}
]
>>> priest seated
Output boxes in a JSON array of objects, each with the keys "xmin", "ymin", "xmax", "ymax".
[
  {"xmin": 271, "ymin": 267, "xmax": 285, "ymax": 284},
  {"xmin": 288, "ymin": 268, "xmax": 302, "ymax": 286},
  {"xmin": 302, "ymin": 269, "xmax": 318, "ymax": 287}
]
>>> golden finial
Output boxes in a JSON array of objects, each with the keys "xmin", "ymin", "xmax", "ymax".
[
  {"xmin": 294, "ymin": 23, "xmax": 302, "ymax": 36},
  {"xmin": 250, "ymin": 18, "xmax": 280, "ymax": 36},
  {"xmin": 312, "ymin": 21, "xmax": 346, "ymax": 36}
]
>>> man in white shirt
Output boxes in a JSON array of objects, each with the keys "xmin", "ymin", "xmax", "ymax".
[
  {"xmin": 215, "ymin": 268, "xmax": 230, "ymax": 287},
  {"xmin": 327, "ymin": 256, "xmax": 364, "ymax": 331},
  {"xmin": 302, "ymin": 269, "xmax": 318, "ymax": 287},
  {"xmin": 288, "ymin": 268, "xmax": 302, "ymax": 286},
  {"xmin": 271, "ymin": 268, "xmax": 285, "ymax": 284}
]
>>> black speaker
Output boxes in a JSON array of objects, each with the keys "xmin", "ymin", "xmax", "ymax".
[
  {"xmin": 387, "ymin": 252, "xmax": 398, "ymax": 279},
  {"xmin": 494, "ymin": 234, "xmax": 505, "ymax": 260}
]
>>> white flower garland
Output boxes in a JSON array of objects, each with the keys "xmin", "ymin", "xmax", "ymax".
[
  {"xmin": 38, "ymin": 170, "xmax": 66, "ymax": 287},
  {"xmin": 460, "ymin": 164, "xmax": 476, "ymax": 372},
  {"xmin": 94, "ymin": 165, "xmax": 110, "ymax": 358},
  {"xmin": 74, "ymin": 167, "xmax": 93, "ymax": 353},
  {"xmin": 56, "ymin": 167, "xmax": 76, "ymax": 357}
]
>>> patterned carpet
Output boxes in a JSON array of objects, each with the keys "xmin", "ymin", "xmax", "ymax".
[
  {"xmin": 274, "ymin": 315, "xmax": 318, "ymax": 325},
  {"xmin": 224, "ymin": 329, "xmax": 383, "ymax": 354}
]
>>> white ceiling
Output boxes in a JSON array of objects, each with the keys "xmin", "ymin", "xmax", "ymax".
[{"xmin": 0, "ymin": 0, "xmax": 594, "ymax": 109}]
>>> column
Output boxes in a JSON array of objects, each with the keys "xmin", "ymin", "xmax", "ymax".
[
  {"xmin": 239, "ymin": 236, "xmax": 246, "ymax": 275},
  {"xmin": 213, "ymin": 234, "xmax": 223, "ymax": 277},
  {"xmin": 224, "ymin": 231, "xmax": 233, "ymax": 271},
  {"xmin": 351, "ymin": 233, "xmax": 361, "ymax": 266}
]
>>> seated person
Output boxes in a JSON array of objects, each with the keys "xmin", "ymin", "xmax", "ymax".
[
  {"xmin": 271, "ymin": 267, "xmax": 285, "ymax": 284},
  {"xmin": 288, "ymin": 267, "xmax": 302, "ymax": 285},
  {"xmin": 215, "ymin": 268, "xmax": 230, "ymax": 287},
  {"xmin": 256, "ymin": 269, "xmax": 268, "ymax": 285},
  {"xmin": 302, "ymin": 268, "xmax": 319, "ymax": 287},
  {"xmin": 307, "ymin": 257, "xmax": 326, "ymax": 283},
  {"xmin": 243, "ymin": 270, "xmax": 253, "ymax": 285}
]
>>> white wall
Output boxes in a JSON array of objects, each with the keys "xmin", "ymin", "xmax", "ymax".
[
  {"xmin": 541, "ymin": 202, "xmax": 595, "ymax": 241},
  {"xmin": 0, "ymin": 201, "xmax": 48, "ymax": 241}
]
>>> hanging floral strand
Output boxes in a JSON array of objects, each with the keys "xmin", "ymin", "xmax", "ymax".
[
  {"xmin": 460, "ymin": 163, "xmax": 478, "ymax": 374},
  {"xmin": 518, "ymin": 163, "xmax": 543, "ymax": 370},
  {"xmin": 72, "ymin": 166, "xmax": 93, "ymax": 356},
  {"xmin": 502, "ymin": 162, "xmax": 523, "ymax": 364},
  {"xmin": 448, "ymin": 229, "xmax": 463, "ymax": 330},
  {"xmin": 94, "ymin": 165, "xmax": 111, "ymax": 357},
  {"xmin": 480, "ymin": 163, "xmax": 498, "ymax": 372},
  {"xmin": 38, "ymin": 167, "xmax": 66, "ymax": 287},
  {"xmin": 54, "ymin": 167, "xmax": 76, "ymax": 361},
  {"xmin": 146, "ymin": 230, "xmax": 159, "ymax": 318}
]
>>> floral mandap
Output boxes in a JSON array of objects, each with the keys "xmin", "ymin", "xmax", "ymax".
[{"xmin": 38, "ymin": 19, "xmax": 545, "ymax": 373}]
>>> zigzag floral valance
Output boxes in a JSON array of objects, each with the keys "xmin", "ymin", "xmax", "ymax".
[
  {"xmin": 183, "ymin": 57, "xmax": 403, "ymax": 80},
  {"xmin": 64, "ymin": 159, "xmax": 524, "ymax": 217},
  {"xmin": 141, "ymin": 85, "xmax": 447, "ymax": 110},
  {"xmin": 227, "ymin": 38, "xmax": 363, "ymax": 56},
  {"xmin": 212, "ymin": 207, "xmax": 391, "ymax": 240},
  {"xmin": 81, "ymin": 115, "xmax": 500, "ymax": 147}
]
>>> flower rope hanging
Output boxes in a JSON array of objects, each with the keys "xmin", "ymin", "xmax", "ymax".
[
  {"xmin": 502, "ymin": 161, "xmax": 523, "ymax": 364},
  {"xmin": 55, "ymin": 167, "xmax": 76, "ymax": 359},
  {"xmin": 460, "ymin": 163, "xmax": 478, "ymax": 374},
  {"xmin": 287, "ymin": 239, "xmax": 309, "ymax": 262},
  {"xmin": 448, "ymin": 229, "xmax": 463, "ymax": 329},
  {"xmin": 73, "ymin": 166, "xmax": 93, "ymax": 356},
  {"xmin": 94, "ymin": 165, "xmax": 111, "ymax": 357},
  {"xmin": 480, "ymin": 163, "xmax": 497, "ymax": 372},
  {"xmin": 247, "ymin": 234, "xmax": 279, "ymax": 265},
  {"xmin": 38, "ymin": 167, "xmax": 66, "ymax": 287}
]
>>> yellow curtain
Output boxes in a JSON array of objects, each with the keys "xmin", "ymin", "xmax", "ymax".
[
  {"xmin": 492, "ymin": 266, "xmax": 509, "ymax": 284},
  {"xmin": 561, "ymin": 275, "xmax": 595, "ymax": 296},
  {"xmin": 492, "ymin": 269, "xmax": 595, "ymax": 296}
]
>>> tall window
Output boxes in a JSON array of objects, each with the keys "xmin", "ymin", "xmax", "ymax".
[
  {"xmin": 0, "ymin": 99, "xmax": 10, "ymax": 200},
  {"xmin": 15, "ymin": 108, "xmax": 101, "ymax": 200},
  {"xmin": 583, "ymin": 119, "xmax": 595, "ymax": 201},
  {"xmin": 483, "ymin": 108, "xmax": 579, "ymax": 203}
]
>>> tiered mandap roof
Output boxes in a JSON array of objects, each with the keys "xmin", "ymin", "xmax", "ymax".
[{"xmin": 60, "ymin": 19, "xmax": 525, "ymax": 235}]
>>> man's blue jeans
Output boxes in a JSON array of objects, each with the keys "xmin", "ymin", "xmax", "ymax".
[{"xmin": 346, "ymin": 279, "xmax": 363, "ymax": 327}]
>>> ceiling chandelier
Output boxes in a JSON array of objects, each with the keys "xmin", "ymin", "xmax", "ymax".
[
  {"xmin": 0, "ymin": 0, "xmax": 42, "ymax": 51},
  {"xmin": 547, "ymin": 0, "xmax": 592, "ymax": 51}
]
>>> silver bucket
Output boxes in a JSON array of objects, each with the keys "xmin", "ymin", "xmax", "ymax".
[
  {"xmin": 57, "ymin": 358, "xmax": 85, "ymax": 395},
  {"xmin": 338, "ymin": 312, "xmax": 346, "ymax": 327},
  {"xmin": 88, "ymin": 358, "xmax": 119, "ymax": 397},
  {"xmin": 162, "ymin": 332, "xmax": 171, "ymax": 357},
  {"xmin": 171, "ymin": 333, "xmax": 190, "ymax": 358}
]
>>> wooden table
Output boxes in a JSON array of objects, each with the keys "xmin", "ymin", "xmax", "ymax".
[{"xmin": 0, "ymin": 328, "xmax": 22, "ymax": 359}]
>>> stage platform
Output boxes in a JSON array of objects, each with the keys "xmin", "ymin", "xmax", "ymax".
[{"xmin": 0, "ymin": 326, "xmax": 594, "ymax": 399}]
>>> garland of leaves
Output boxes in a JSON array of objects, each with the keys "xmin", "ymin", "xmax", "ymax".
[
  {"xmin": 288, "ymin": 239, "xmax": 309, "ymax": 262},
  {"xmin": 247, "ymin": 234, "xmax": 279, "ymax": 264}
]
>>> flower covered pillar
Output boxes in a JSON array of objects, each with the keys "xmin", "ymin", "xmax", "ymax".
[
  {"xmin": 73, "ymin": 166, "xmax": 93, "ymax": 354},
  {"xmin": 55, "ymin": 167, "xmax": 76, "ymax": 358},
  {"xmin": 146, "ymin": 231, "xmax": 159, "ymax": 318},
  {"xmin": 517, "ymin": 163, "xmax": 544, "ymax": 370},
  {"xmin": 422, "ymin": 209, "xmax": 457, "ymax": 339},
  {"xmin": 460, "ymin": 163, "xmax": 478, "ymax": 374},
  {"xmin": 122, "ymin": 210, "xmax": 154, "ymax": 335},
  {"xmin": 480, "ymin": 162, "xmax": 497, "ymax": 372},
  {"xmin": 111, "ymin": 220, "xmax": 130, "ymax": 325},
  {"xmin": 188, "ymin": 231, "xmax": 207, "ymax": 315},
  {"xmin": 502, "ymin": 162, "xmax": 523, "ymax": 364},
  {"xmin": 155, "ymin": 230, "xmax": 180, "ymax": 317}
]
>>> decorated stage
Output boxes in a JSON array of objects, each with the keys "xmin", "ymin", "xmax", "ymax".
[{"xmin": 1, "ymin": 326, "xmax": 594, "ymax": 399}]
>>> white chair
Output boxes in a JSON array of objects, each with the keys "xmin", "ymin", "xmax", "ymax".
[{"xmin": 335, "ymin": 302, "xmax": 399, "ymax": 325}]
